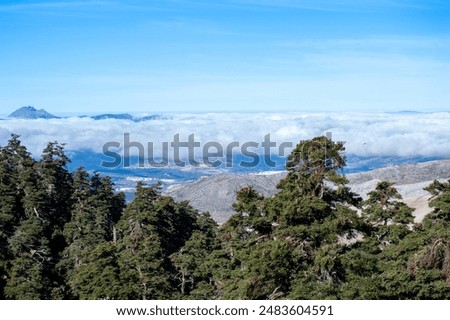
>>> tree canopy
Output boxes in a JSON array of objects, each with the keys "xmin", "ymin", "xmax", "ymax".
[{"xmin": 0, "ymin": 134, "xmax": 448, "ymax": 299}]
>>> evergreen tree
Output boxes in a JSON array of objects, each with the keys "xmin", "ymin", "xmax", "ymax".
[
  {"xmin": 60, "ymin": 168, "xmax": 125, "ymax": 298},
  {"xmin": 3, "ymin": 138, "xmax": 69, "ymax": 299},
  {"xmin": 362, "ymin": 181, "xmax": 414, "ymax": 245},
  {"xmin": 0, "ymin": 135, "xmax": 26, "ymax": 298},
  {"xmin": 365, "ymin": 180, "xmax": 450, "ymax": 299},
  {"xmin": 5, "ymin": 214, "xmax": 54, "ymax": 299},
  {"xmin": 171, "ymin": 212, "xmax": 219, "ymax": 298},
  {"xmin": 338, "ymin": 237, "xmax": 384, "ymax": 299},
  {"xmin": 208, "ymin": 136, "xmax": 364, "ymax": 299},
  {"xmin": 115, "ymin": 183, "xmax": 174, "ymax": 299},
  {"xmin": 275, "ymin": 137, "xmax": 362, "ymax": 299},
  {"xmin": 36, "ymin": 141, "xmax": 73, "ymax": 233},
  {"xmin": 232, "ymin": 187, "xmax": 271, "ymax": 235},
  {"xmin": 340, "ymin": 182, "xmax": 414, "ymax": 299},
  {"xmin": 424, "ymin": 179, "xmax": 450, "ymax": 222},
  {"xmin": 0, "ymin": 135, "xmax": 59, "ymax": 299},
  {"xmin": 66, "ymin": 241, "xmax": 122, "ymax": 299}
]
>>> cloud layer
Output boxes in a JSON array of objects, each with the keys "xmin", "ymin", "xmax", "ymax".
[{"xmin": 0, "ymin": 112, "xmax": 449, "ymax": 160}]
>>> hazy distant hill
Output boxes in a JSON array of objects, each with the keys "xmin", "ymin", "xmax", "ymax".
[
  {"xmin": 91, "ymin": 113, "xmax": 134, "ymax": 120},
  {"xmin": 137, "ymin": 114, "xmax": 168, "ymax": 121},
  {"xmin": 90, "ymin": 113, "xmax": 169, "ymax": 121},
  {"xmin": 8, "ymin": 106, "xmax": 59, "ymax": 119},
  {"xmin": 6, "ymin": 106, "xmax": 168, "ymax": 122},
  {"xmin": 167, "ymin": 159, "xmax": 450, "ymax": 223}
]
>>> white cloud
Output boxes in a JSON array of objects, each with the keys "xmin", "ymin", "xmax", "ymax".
[{"xmin": 0, "ymin": 112, "xmax": 449, "ymax": 160}]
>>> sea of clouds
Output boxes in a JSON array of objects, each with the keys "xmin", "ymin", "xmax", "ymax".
[{"xmin": 0, "ymin": 112, "xmax": 449, "ymax": 161}]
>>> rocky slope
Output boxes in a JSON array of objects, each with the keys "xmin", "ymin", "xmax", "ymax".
[{"xmin": 167, "ymin": 159, "xmax": 450, "ymax": 223}]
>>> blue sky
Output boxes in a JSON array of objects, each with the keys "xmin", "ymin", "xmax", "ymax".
[{"xmin": 0, "ymin": 0, "xmax": 449, "ymax": 114}]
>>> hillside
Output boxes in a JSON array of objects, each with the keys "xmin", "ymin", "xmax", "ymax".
[{"xmin": 167, "ymin": 159, "xmax": 450, "ymax": 223}]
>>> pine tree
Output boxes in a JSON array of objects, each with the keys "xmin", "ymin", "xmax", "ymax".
[
  {"xmin": 424, "ymin": 179, "xmax": 450, "ymax": 222},
  {"xmin": 36, "ymin": 141, "xmax": 73, "ymax": 232},
  {"xmin": 388, "ymin": 179, "xmax": 450, "ymax": 298},
  {"xmin": 60, "ymin": 168, "xmax": 125, "ymax": 298},
  {"xmin": 338, "ymin": 182, "xmax": 414, "ymax": 299},
  {"xmin": 338, "ymin": 237, "xmax": 384, "ymax": 299},
  {"xmin": 115, "ymin": 183, "xmax": 173, "ymax": 299},
  {"xmin": 275, "ymin": 137, "xmax": 362, "ymax": 299},
  {"xmin": 363, "ymin": 180, "xmax": 450, "ymax": 299},
  {"xmin": 5, "ymin": 214, "xmax": 54, "ymax": 299},
  {"xmin": 0, "ymin": 135, "xmax": 57, "ymax": 299},
  {"xmin": 208, "ymin": 136, "xmax": 364, "ymax": 299},
  {"xmin": 66, "ymin": 241, "xmax": 122, "ymax": 299},
  {"xmin": 171, "ymin": 212, "xmax": 219, "ymax": 298},
  {"xmin": 2, "ymin": 138, "xmax": 68, "ymax": 299},
  {"xmin": 0, "ymin": 136, "xmax": 24, "ymax": 298},
  {"xmin": 363, "ymin": 181, "xmax": 414, "ymax": 245},
  {"xmin": 232, "ymin": 187, "xmax": 271, "ymax": 235}
]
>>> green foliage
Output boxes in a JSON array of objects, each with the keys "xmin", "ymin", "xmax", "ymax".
[
  {"xmin": 59, "ymin": 168, "xmax": 125, "ymax": 298},
  {"xmin": 0, "ymin": 135, "xmax": 27, "ymax": 297},
  {"xmin": 1, "ymin": 134, "xmax": 450, "ymax": 300},
  {"xmin": 116, "ymin": 189, "xmax": 173, "ymax": 300},
  {"xmin": 372, "ymin": 180, "xmax": 450, "ymax": 299},
  {"xmin": 114, "ymin": 182, "xmax": 203, "ymax": 299},
  {"xmin": 362, "ymin": 181, "xmax": 414, "ymax": 245},
  {"xmin": 36, "ymin": 141, "xmax": 73, "ymax": 233},
  {"xmin": 206, "ymin": 135, "xmax": 366, "ymax": 299},
  {"xmin": 5, "ymin": 215, "xmax": 54, "ymax": 299},
  {"xmin": 67, "ymin": 242, "xmax": 122, "ymax": 299},
  {"xmin": 425, "ymin": 179, "xmax": 450, "ymax": 222},
  {"xmin": 171, "ymin": 212, "xmax": 219, "ymax": 298}
]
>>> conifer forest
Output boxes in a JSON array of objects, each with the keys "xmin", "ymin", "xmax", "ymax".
[{"xmin": 1, "ymin": 134, "xmax": 449, "ymax": 300}]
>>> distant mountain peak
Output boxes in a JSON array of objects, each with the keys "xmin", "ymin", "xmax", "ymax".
[{"xmin": 8, "ymin": 106, "xmax": 59, "ymax": 119}]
